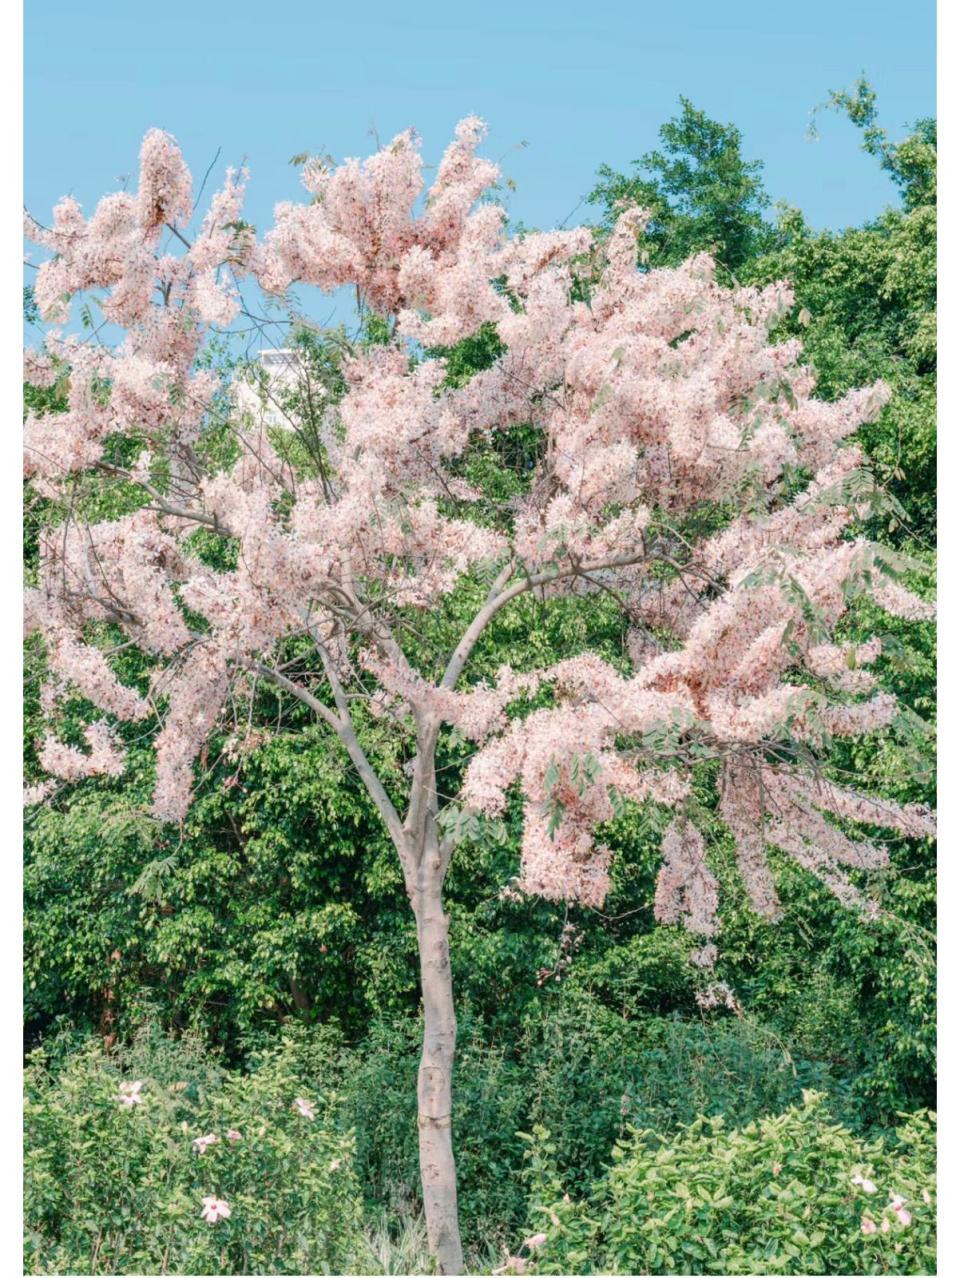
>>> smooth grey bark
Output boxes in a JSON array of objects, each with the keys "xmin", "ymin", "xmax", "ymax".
[
  {"xmin": 412, "ymin": 868, "xmax": 463, "ymax": 1274},
  {"xmin": 404, "ymin": 722, "xmax": 464, "ymax": 1274}
]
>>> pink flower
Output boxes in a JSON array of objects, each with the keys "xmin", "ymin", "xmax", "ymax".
[
  {"xmin": 293, "ymin": 1097, "xmax": 316, "ymax": 1120},
  {"xmin": 200, "ymin": 1195, "xmax": 231, "ymax": 1224},
  {"xmin": 226, "ymin": 1128, "xmax": 242, "ymax": 1143},
  {"xmin": 851, "ymin": 1173, "xmax": 878, "ymax": 1194},
  {"xmin": 329, "ymin": 1157, "xmax": 342, "ymax": 1171},
  {"xmin": 117, "ymin": 1080, "xmax": 144, "ymax": 1107},
  {"xmin": 889, "ymin": 1194, "xmax": 912, "ymax": 1226},
  {"xmin": 523, "ymin": 1233, "xmax": 548, "ymax": 1249},
  {"xmin": 492, "ymin": 1259, "xmax": 527, "ymax": 1275},
  {"xmin": 861, "ymin": 1217, "xmax": 877, "ymax": 1235},
  {"xmin": 193, "ymin": 1133, "xmax": 219, "ymax": 1154}
]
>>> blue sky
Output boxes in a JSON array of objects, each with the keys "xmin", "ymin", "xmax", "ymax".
[{"xmin": 25, "ymin": 0, "xmax": 934, "ymax": 263}]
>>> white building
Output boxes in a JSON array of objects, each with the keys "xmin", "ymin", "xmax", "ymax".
[{"xmin": 234, "ymin": 349, "xmax": 307, "ymax": 430}]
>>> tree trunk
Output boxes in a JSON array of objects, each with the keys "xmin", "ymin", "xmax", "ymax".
[{"xmin": 413, "ymin": 871, "xmax": 464, "ymax": 1274}]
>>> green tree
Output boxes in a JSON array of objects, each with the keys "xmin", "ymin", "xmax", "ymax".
[{"xmin": 588, "ymin": 96, "xmax": 775, "ymax": 274}]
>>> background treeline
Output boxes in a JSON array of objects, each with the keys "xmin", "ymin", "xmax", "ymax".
[{"xmin": 24, "ymin": 81, "xmax": 935, "ymax": 1274}]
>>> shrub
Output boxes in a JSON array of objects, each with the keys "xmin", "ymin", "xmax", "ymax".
[
  {"xmin": 24, "ymin": 1026, "xmax": 363, "ymax": 1275},
  {"xmin": 522, "ymin": 1093, "xmax": 935, "ymax": 1275},
  {"xmin": 518, "ymin": 997, "xmax": 847, "ymax": 1199},
  {"xmin": 336, "ymin": 995, "xmax": 855, "ymax": 1248}
]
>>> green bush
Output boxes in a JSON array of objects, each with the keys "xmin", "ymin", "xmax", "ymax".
[
  {"xmin": 24, "ymin": 1018, "xmax": 936, "ymax": 1275},
  {"xmin": 335, "ymin": 995, "xmax": 854, "ymax": 1248},
  {"xmin": 24, "ymin": 1026, "xmax": 364, "ymax": 1275},
  {"xmin": 522, "ymin": 1093, "xmax": 936, "ymax": 1275},
  {"xmin": 518, "ymin": 998, "xmax": 847, "ymax": 1193}
]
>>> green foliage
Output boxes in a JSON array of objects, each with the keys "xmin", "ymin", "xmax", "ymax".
[
  {"xmin": 748, "ymin": 194, "xmax": 935, "ymax": 537},
  {"xmin": 24, "ymin": 726, "xmax": 410, "ymax": 1050},
  {"xmin": 589, "ymin": 97, "xmax": 775, "ymax": 274},
  {"xmin": 817, "ymin": 76, "xmax": 936, "ymax": 212},
  {"xmin": 24, "ymin": 1026, "xmax": 364, "ymax": 1275},
  {"xmin": 752, "ymin": 85, "xmax": 935, "ymax": 539},
  {"xmin": 330, "ymin": 994, "xmax": 865, "ymax": 1247},
  {"xmin": 24, "ymin": 1002, "xmax": 934, "ymax": 1271},
  {"xmin": 523, "ymin": 1093, "xmax": 936, "ymax": 1275}
]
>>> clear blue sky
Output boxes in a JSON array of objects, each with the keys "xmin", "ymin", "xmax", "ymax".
[{"xmin": 25, "ymin": 0, "xmax": 934, "ymax": 251}]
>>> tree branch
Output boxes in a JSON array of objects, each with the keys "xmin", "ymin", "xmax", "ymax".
[
  {"xmin": 441, "ymin": 550, "xmax": 648, "ymax": 690},
  {"xmin": 244, "ymin": 659, "xmax": 343, "ymax": 732},
  {"xmin": 249, "ymin": 654, "xmax": 411, "ymax": 873}
]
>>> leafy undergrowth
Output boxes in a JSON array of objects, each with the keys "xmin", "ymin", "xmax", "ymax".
[
  {"xmin": 518, "ymin": 1094, "xmax": 935, "ymax": 1276},
  {"xmin": 24, "ymin": 1021, "xmax": 936, "ymax": 1275}
]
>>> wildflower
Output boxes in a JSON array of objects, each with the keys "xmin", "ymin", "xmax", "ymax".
[
  {"xmin": 193, "ymin": 1133, "xmax": 219, "ymax": 1155},
  {"xmin": 492, "ymin": 1259, "xmax": 527, "ymax": 1275},
  {"xmin": 861, "ymin": 1217, "xmax": 877, "ymax": 1235},
  {"xmin": 881, "ymin": 1218, "xmax": 891, "ymax": 1233},
  {"xmin": 201, "ymin": 1195, "xmax": 231, "ymax": 1224},
  {"xmin": 922, "ymin": 1188, "xmax": 931, "ymax": 1205},
  {"xmin": 523, "ymin": 1233, "xmax": 548, "ymax": 1249},
  {"xmin": 226, "ymin": 1129, "xmax": 242, "ymax": 1143},
  {"xmin": 293, "ymin": 1097, "xmax": 316, "ymax": 1120},
  {"xmin": 117, "ymin": 1080, "xmax": 144, "ymax": 1107},
  {"xmin": 329, "ymin": 1157, "xmax": 343, "ymax": 1171},
  {"xmin": 851, "ymin": 1173, "xmax": 878, "ymax": 1194}
]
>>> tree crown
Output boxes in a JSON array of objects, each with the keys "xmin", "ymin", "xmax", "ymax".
[{"xmin": 24, "ymin": 119, "xmax": 934, "ymax": 966}]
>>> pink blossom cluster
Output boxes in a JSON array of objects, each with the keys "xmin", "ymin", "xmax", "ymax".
[
  {"xmin": 39, "ymin": 721, "xmax": 125, "ymax": 782},
  {"xmin": 653, "ymin": 819, "xmax": 719, "ymax": 937},
  {"xmin": 23, "ymin": 119, "xmax": 935, "ymax": 934}
]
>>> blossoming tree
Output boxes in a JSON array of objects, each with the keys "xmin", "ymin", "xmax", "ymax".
[{"xmin": 24, "ymin": 120, "xmax": 935, "ymax": 1273}]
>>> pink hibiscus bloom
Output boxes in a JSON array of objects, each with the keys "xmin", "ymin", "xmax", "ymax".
[
  {"xmin": 117, "ymin": 1080, "xmax": 145, "ymax": 1108},
  {"xmin": 851, "ymin": 1172, "xmax": 878, "ymax": 1194},
  {"xmin": 201, "ymin": 1196, "xmax": 231, "ymax": 1224},
  {"xmin": 890, "ymin": 1194, "xmax": 912, "ymax": 1226}
]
